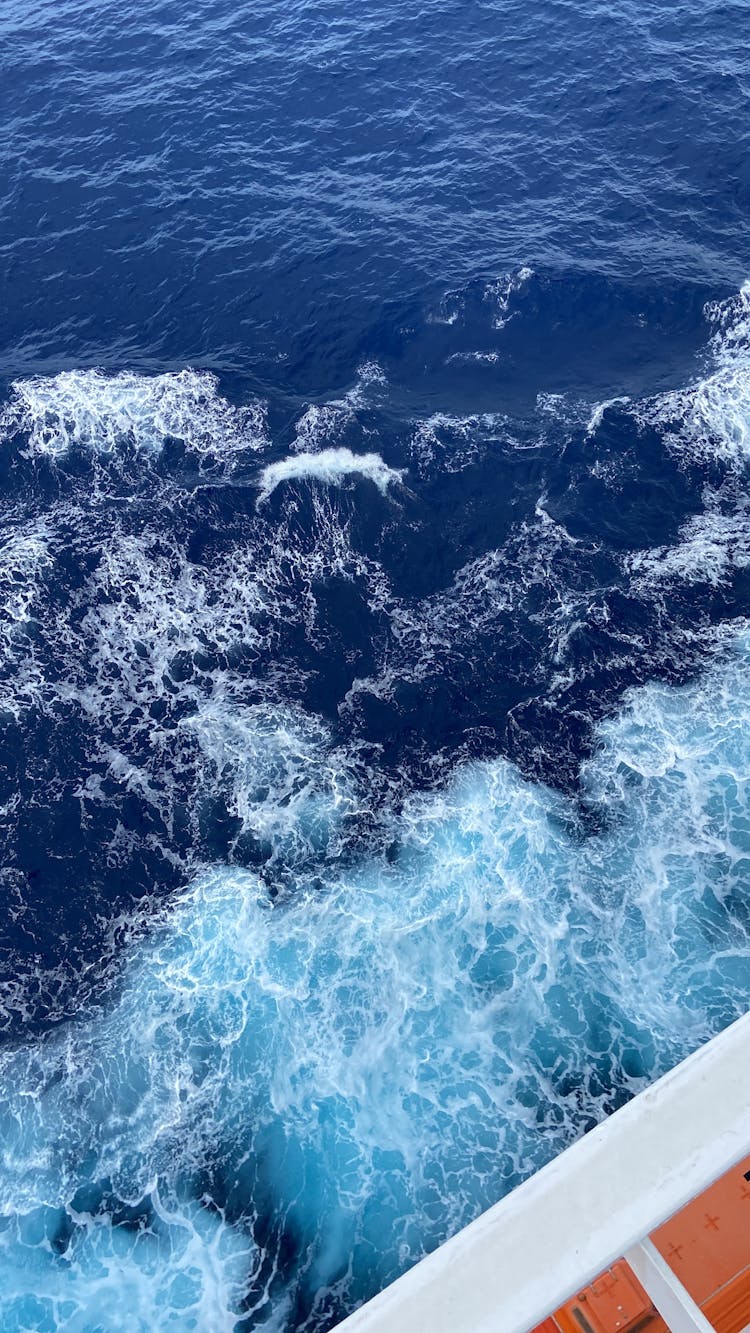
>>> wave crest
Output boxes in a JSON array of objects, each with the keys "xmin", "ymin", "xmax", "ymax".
[{"xmin": 256, "ymin": 447, "xmax": 404, "ymax": 502}]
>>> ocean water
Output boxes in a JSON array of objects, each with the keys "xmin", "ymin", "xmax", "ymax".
[{"xmin": 1, "ymin": 0, "xmax": 750, "ymax": 1328}]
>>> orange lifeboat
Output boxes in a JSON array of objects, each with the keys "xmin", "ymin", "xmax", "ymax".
[{"xmin": 532, "ymin": 1154, "xmax": 750, "ymax": 1333}]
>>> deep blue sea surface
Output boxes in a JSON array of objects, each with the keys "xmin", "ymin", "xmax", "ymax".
[{"xmin": 0, "ymin": 0, "xmax": 750, "ymax": 1327}]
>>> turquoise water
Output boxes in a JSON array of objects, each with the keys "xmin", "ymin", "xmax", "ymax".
[{"xmin": 1, "ymin": 627, "xmax": 749, "ymax": 1327}]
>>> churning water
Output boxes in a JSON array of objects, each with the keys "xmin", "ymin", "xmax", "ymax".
[{"xmin": 1, "ymin": 0, "xmax": 749, "ymax": 1328}]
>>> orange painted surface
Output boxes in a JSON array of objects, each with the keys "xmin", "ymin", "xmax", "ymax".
[
  {"xmin": 530, "ymin": 1155, "xmax": 750, "ymax": 1333},
  {"xmin": 703, "ymin": 1268, "xmax": 750, "ymax": 1333},
  {"xmin": 549, "ymin": 1261, "xmax": 666, "ymax": 1333},
  {"xmin": 651, "ymin": 1153, "xmax": 750, "ymax": 1307}
]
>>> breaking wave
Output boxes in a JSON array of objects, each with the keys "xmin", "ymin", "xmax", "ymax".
[{"xmin": 256, "ymin": 448, "xmax": 404, "ymax": 503}]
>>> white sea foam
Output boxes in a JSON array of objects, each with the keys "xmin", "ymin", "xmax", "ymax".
[
  {"xmin": 0, "ymin": 520, "xmax": 56, "ymax": 715},
  {"xmin": 256, "ymin": 447, "xmax": 404, "ymax": 503},
  {"xmin": 534, "ymin": 391, "xmax": 604, "ymax": 436},
  {"xmin": 615, "ymin": 283, "xmax": 750, "ymax": 586},
  {"xmin": 1, "ymin": 631, "xmax": 750, "ymax": 1326},
  {"xmin": 627, "ymin": 506, "xmax": 750, "ymax": 588},
  {"xmin": 0, "ymin": 521, "xmax": 54, "ymax": 630},
  {"xmin": 38, "ymin": 510, "xmax": 378, "ymax": 871},
  {"xmin": 347, "ymin": 360, "xmax": 388, "ymax": 403},
  {"xmin": 641, "ymin": 282, "xmax": 750, "ymax": 463},
  {"xmin": 409, "ymin": 413, "xmax": 486, "ymax": 476},
  {"xmin": 292, "ymin": 402, "xmax": 352, "ymax": 454},
  {"xmin": 0, "ymin": 1195, "xmax": 252, "ymax": 1332},
  {"xmin": 0, "ymin": 369, "xmax": 267, "ymax": 462}
]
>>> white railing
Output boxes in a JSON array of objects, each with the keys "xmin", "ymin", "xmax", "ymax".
[{"xmin": 334, "ymin": 1010, "xmax": 750, "ymax": 1333}]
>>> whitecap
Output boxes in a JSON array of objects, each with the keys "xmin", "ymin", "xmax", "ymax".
[
  {"xmin": 256, "ymin": 447, "xmax": 404, "ymax": 503},
  {"xmin": 586, "ymin": 395, "xmax": 631, "ymax": 435}
]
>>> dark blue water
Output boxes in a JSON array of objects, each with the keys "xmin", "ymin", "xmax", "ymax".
[{"xmin": 0, "ymin": 1, "xmax": 750, "ymax": 1328}]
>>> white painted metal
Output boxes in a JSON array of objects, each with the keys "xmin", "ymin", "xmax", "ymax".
[
  {"xmin": 333, "ymin": 1009, "xmax": 750, "ymax": 1333},
  {"xmin": 625, "ymin": 1238, "xmax": 715, "ymax": 1333}
]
